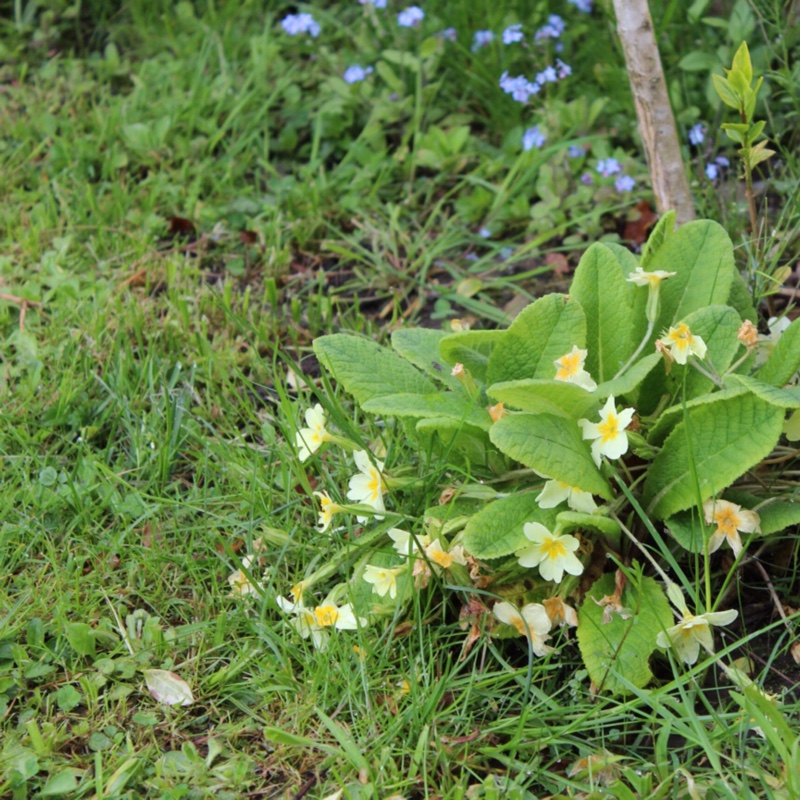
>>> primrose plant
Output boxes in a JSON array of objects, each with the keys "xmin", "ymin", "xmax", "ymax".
[{"xmin": 272, "ymin": 216, "xmax": 800, "ymax": 694}]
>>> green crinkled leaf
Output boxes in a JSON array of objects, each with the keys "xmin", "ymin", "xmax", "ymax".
[
  {"xmin": 362, "ymin": 393, "xmax": 492, "ymax": 430},
  {"xmin": 461, "ymin": 493, "xmax": 558, "ymax": 559},
  {"xmin": 314, "ymin": 334, "xmax": 435, "ymax": 404},
  {"xmin": 391, "ymin": 328, "xmax": 459, "ymax": 389},
  {"xmin": 756, "ymin": 318, "xmax": 800, "ymax": 387},
  {"xmin": 487, "ymin": 379, "xmax": 598, "ymax": 418},
  {"xmin": 680, "ymin": 305, "xmax": 742, "ymax": 399},
  {"xmin": 725, "ymin": 374, "xmax": 800, "ymax": 408},
  {"xmin": 603, "ymin": 242, "xmax": 640, "ymax": 278},
  {"xmin": 643, "ymin": 394, "xmax": 784, "ymax": 519},
  {"xmin": 577, "ymin": 572, "xmax": 672, "ymax": 695},
  {"xmin": 665, "ymin": 511, "xmax": 709, "ymax": 553},
  {"xmin": 439, "ymin": 330, "xmax": 504, "ymax": 382},
  {"xmin": 640, "ymin": 210, "xmax": 676, "ymax": 270},
  {"xmin": 415, "ymin": 418, "xmax": 488, "ymax": 464},
  {"xmin": 595, "ymin": 353, "xmax": 661, "ymax": 400},
  {"xmin": 486, "ymin": 295, "xmax": 586, "ymax": 385},
  {"xmin": 646, "ymin": 384, "xmax": 750, "ymax": 446},
  {"xmin": 489, "ymin": 413, "xmax": 613, "ymax": 500},
  {"xmin": 556, "ymin": 511, "xmax": 621, "ymax": 540},
  {"xmin": 570, "ymin": 243, "xmax": 636, "ymax": 383},
  {"xmin": 650, "ymin": 220, "xmax": 736, "ymax": 329}
]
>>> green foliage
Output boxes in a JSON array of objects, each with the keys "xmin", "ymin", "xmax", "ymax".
[{"xmin": 576, "ymin": 570, "xmax": 672, "ymax": 695}]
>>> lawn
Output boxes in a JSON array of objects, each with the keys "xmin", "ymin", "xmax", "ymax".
[{"xmin": 2, "ymin": 1, "xmax": 800, "ymax": 798}]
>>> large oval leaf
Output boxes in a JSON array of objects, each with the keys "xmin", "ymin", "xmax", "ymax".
[
  {"xmin": 391, "ymin": 328, "xmax": 459, "ymax": 389},
  {"xmin": 756, "ymin": 317, "xmax": 800, "ymax": 387},
  {"xmin": 577, "ymin": 572, "xmax": 672, "ymax": 695},
  {"xmin": 643, "ymin": 394, "xmax": 784, "ymax": 519},
  {"xmin": 486, "ymin": 295, "xmax": 586, "ymax": 385},
  {"xmin": 487, "ymin": 379, "xmax": 598, "ymax": 418},
  {"xmin": 570, "ymin": 243, "xmax": 636, "ymax": 383},
  {"xmin": 362, "ymin": 393, "xmax": 492, "ymax": 430},
  {"xmin": 314, "ymin": 334, "xmax": 435, "ymax": 404},
  {"xmin": 439, "ymin": 330, "xmax": 505, "ymax": 383},
  {"xmin": 489, "ymin": 413, "xmax": 612, "ymax": 500}
]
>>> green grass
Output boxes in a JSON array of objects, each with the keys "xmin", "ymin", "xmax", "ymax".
[{"xmin": 2, "ymin": 0, "xmax": 800, "ymax": 797}]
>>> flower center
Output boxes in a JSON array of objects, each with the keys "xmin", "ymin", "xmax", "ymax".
[
  {"xmin": 542, "ymin": 536, "xmax": 567, "ymax": 560},
  {"xmin": 598, "ymin": 413, "xmax": 619, "ymax": 443},
  {"xmin": 367, "ymin": 469, "xmax": 381, "ymax": 501},
  {"xmin": 315, "ymin": 605, "xmax": 339, "ymax": 627},
  {"xmin": 556, "ymin": 352, "xmax": 581, "ymax": 379},
  {"xmin": 715, "ymin": 509, "xmax": 740, "ymax": 537},
  {"xmin": 668, "ymin": 323, "xmax": 693, "ymax": 349}
]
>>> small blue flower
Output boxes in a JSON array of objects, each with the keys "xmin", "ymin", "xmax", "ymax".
[
  {"xmin": 472, "ymin": 29, "xmax": 494, "ymax": 51},
  {"xmin": 502, "ymin": 24, "xmax": 524, "ymax": 44},
  {"xmin": 360, "ymin": 0, "xmax": 387, "ymax": 6},
  {"xmin": 499, "ymin": 72, "xmax": 540, "ymax": 102},
  {"xmin": 343, "ymin": 64, "xmax": 373, "ymax": 84},
  {"xmin": 705, "ymin": 163, "xmax": 719, "ymax": 181},
  {"xmin": 568, "ymin": 145, "xmax": 584, "ymax": 158},
  {"xmin": 688, "ymin": 123, "xmax": 705, "ymax": 146},
  {"xmin": 715, "ymin": 155, "xmax": 730, "ymax": 167},
  {"xmin": 580, "ymin": 172, "xmax": 595, "ymax": 185},
  {"xmin": 567, "ymin": 0, "xmax": 593, "ymax": 11},
  {"xmin": 556, "ymin": 59, "xmax": 572, "ymax": 79},
  {"xmin": 523, "ymin": 125, "xmax": 547, "ymax": 151},
  {"xmin": 615, "ymin": 174, "xmax": 636, "ymax": 192},
  {"xmin": 398, "ymin": 5, "xmax": 424, "ymax": 27},
  {"xmin": 282, "ymin": 12, "xmax": 321, "ymax": 37},
  {"xmin": 439, "ymin": 27, "xmax": 457, "ymax": 41},
  {"xmin": 499, "ymin": 247, "xmax": 514, "ymax": 260},
  {"xmin": 479, "ymin": 227, "xmax": 492, "ymax": 238},
  {"xmin": 537, "ymin": 66, "xmax": 558, "ymax": 84},
  {"xmin": 596, "ymin": 158, "xmax": 622, "ymax": 177}
]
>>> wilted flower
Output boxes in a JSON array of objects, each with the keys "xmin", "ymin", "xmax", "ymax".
[
  {"xmin": 553, "ymin": 345, "xmax": 597, "ymax": 391},
  {"xmin": 536, "ymin": 479, "xmax": 597, "ymax": 514},
  {"xmin": 659, "ymin": 322, "xmax": 707, "ymax": 365},
  {"xmin": 346, "ymin": 450, "xmax": 386, "ymax": 521},
  {"xmin": 703, "ymin": 498, "xmax": 760, "ymax": 556},
  {"xmin": 281, "ymin": 12, "xmax": 320, "ymax": 37},
  {"xmin": 516, "ymin": 522, "xmax": 584, "ymax": 583},
  {"xmin": 737, "ymin": 320, "xmax": 759, "ymax": 350},
  {"xmin": 522, "ymin": 125, "xmax": 547, "ymax": 151},
  {"xmin": 492, "ymin": 601, "xmax": 553, "ymax": 655},
  {"xmin": 543, "ymin": 597, "xmax": 579, "ymax": 627},
  {"xmin": 343, "ymin": 64, "xmax": 373, "ymax": 84},
  {"xmin": 487, "ymin": 402, "xmax": 507, "ymax": 423},
  {"xmin": 296, "ymin": 403, "xmax": 331, "ymax": 462},
  {"xmin": 472, "ymin": 30, "xmax": 494, "ymax": 51},
  {"xmin": 579, "ymin": 396, "xmax": 635, "ymax": 466},
  {"xmin": 596, "ymin": 158, "xmax": 621, "ymax": 177},
  {"xmin": 397, "ymin": 5, "xmax": 424, "ymax": 27},
  {"xmin": 502, "ymin": 23, "xmax": 524, "ymax": 44}
]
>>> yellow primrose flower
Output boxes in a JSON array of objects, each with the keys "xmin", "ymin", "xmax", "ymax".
[
  {"xmin": 362, "ymin": 564, "xmax": 404, "ymax": 599},
  {"xmin": 703, "ymin": 498, "xmax": 760, "ymax": 556},
  {"xmin": 346, "ymin": 450, "xmax": 386, "ymax": 522},
  {"xmin": 553, "ymin": 345, "xmax": 597, "ymax": 391},
  {"xmin": 578, "ymin": 395, "xmax": 635, "ymax": 467},
  {"xmin": 659, "ymin": 322, "xmax": 707, "ymax": 365},
  {"xmin": 424, "ymin": 539, "xmax": 468, "ymax": 571},
  {"xmin": 492, "ymin": 601, "xmax": 553, "ymax": 656},
  {"xmin": 516, "ymin": 522, "xmax": 584, "ymax": 583},
  {"xmin": 388, "ymin": 528, "xmax": 431, "ymax": 558},
  {"xmin": 295, "ymin": 403, "xmax": 331, "ymax": 462},
  {"xmin": 276, "ymin": 593, "xmax": 367, "ymax": 651},
  {"xmin": 536, "ymin": 479, "xmax": 597, "ymax": 514},
  {"xmin": 313, "ymin": 490, "xmax": 343, "ymax": 533},
  {"xmin": 656, "ymin": 609, "xmax": 738, "ymax": 665},
  {"xmin": 626, "ymin": 266, "xmax": 676, "ymax": 287}
]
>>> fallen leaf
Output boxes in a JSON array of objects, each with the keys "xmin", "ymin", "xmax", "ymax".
[
  {"xmin": 143, "ymin": 669, "xmax": 194, "ymax": 706},
  {"xmin": 623, "ymin": 200, "xmax": 658, "ymax": 246},
  {"xmin": 791, "ymin": 642, "xmax": 800, "ymax": 665}
]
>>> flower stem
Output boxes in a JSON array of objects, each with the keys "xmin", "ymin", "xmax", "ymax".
[{"xmin": 613, "ymin": 319, "xmax": 655, "ymax": 381}]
